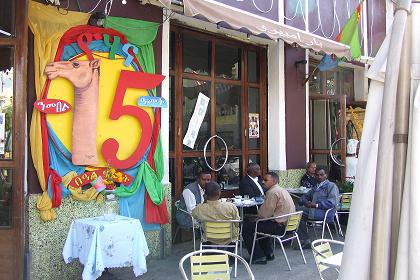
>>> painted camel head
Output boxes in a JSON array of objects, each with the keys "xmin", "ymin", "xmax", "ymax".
[{"xmin": 45, "ymin": 59, "xmax": 100, "ymax": 89}]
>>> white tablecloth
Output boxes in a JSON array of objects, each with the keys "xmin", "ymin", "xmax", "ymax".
[{"xmin": 63, "ymin": 215, "xmax": 149, "ymax": 280}]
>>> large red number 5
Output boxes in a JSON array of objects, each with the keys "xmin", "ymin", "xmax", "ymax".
[{"xmin": 102, "ymin": 70, "xmax": 165, "ymax": 169}]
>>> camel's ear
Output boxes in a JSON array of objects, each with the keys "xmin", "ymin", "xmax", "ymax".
[{"xmin": 90, "ymin": 59, "xmax": 100, "ymax": 69}]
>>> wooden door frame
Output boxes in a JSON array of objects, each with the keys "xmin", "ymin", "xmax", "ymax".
[
  {"xmin": 0, "ymin": 0, "xmax": 27, "ymax": 278},
  {"xmin": 309, "ymin": 94, "xmax": 347, "ymax": 182},
  {"xmin": 169, "ymin": 25, "xmax": 267, "ymax": 201}
]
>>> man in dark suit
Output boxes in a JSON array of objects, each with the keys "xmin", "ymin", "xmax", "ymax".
[{"xmin": 239, "ymin": 163, "xmax": 265, "ymax": 198}]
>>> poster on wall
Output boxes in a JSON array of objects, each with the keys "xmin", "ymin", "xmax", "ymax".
[{"xmin": 249, "ymin": 113, "xmax": 260, "ymax": 139}]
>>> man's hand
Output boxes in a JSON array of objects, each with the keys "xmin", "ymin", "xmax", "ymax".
[{"xmin": 305, "ymin": 201, "xmax": 317, "ymax": 208}]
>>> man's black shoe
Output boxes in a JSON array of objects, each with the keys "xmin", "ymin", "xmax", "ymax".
[
  {"xmin": 266, "ymin": 254, "xmax": 275, "ymax": 261},
  {"xmin": 294, "ymin": 240, "xmax": 312, "ymax": 250},
  {"xmin": 246, "ymin": 256, "xmax": 267, "ymax": 265}
]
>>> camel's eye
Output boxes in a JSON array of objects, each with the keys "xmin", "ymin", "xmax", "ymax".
[{"xmin": 72, "ymin": 62, "xmax": 80, "ymax": 68}]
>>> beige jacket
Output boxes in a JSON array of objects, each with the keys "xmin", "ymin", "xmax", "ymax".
[{"xmin": 258, "ymin": 185, "xmax": 296, "ymax": 224}]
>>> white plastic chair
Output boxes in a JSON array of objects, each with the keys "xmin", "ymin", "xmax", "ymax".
[{"xmin": 311, "ymin": 239, "xmax": 344, "ymax": 280}]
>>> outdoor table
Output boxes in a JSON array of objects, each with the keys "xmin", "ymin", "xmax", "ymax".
[
  {"xmin": 319, "ymin": 252, "xmax": 343, "ymax": 269},
  {"xmin": 232, "ymin": 199, "xmax": 264, "ymax": 256},
  {"xmin": 286, "ymin": 188, "xmax": 310, "ymax": 200},
  {"xmin": 63, "ymin": 215, "xmax": 149, "ymax": 280}
]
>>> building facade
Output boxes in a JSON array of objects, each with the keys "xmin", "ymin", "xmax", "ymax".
[{"xmin": 0, "ymin": 0, "xmax": 388, "ymax": 278}]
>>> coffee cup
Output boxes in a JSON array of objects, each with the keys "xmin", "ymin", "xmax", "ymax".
[{"xmin": 220, "ymin": 198, "xmax": 227, "ymax": 202}]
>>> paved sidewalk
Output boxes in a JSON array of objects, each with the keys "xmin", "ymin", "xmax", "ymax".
[{"xmin": 99, "ymin": 240, "xmax": 331, "ymax": 279}]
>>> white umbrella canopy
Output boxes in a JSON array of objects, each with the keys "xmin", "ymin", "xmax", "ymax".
[{"xmin": 340, "ymin": 1, "xmax": 420, "ymax": 280}]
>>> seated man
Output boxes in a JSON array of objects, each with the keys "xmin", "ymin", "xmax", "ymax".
[
  {"xmin": 300, "ymin": 161, "xmax": 317, "ymax": 189},
  {"xmin": 239, "ymin": 163, "xmax": 265, "ymax": 198},
  {"xmin": 192, "ymin": 182, "xmax": 240, "ymax": 246},
  {"xmin": 297, "ymin": 167, "xmax": 340, "ymax": 248},
  {"xmin": 175, "ymin": 170, "xmax": 211, "ymax": 228},
  {"xmin": 242, "ymin": 172, "xmax": 295, "ymax": 264}
]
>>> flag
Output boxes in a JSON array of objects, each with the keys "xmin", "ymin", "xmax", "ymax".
[
  {"xmin": 336, "ymin": 2, "xmax": 362, "ymax": 59},
  {"xmin": 317, "ymin": 2, "xmax": 363, "ymax": 72}
]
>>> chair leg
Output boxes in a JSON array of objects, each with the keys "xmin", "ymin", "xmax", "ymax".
[
  {"xmin": 250, "ymin": 232, "xmax": 258, "ymax": 265},
  {"xmin": 234, "ymin": 242, "xmax": 238, "ymax": 278},
  {"xmin": 335, "ymin": 213, "xmax": 344, "ymax": 237},
  {"xmin": 295, "ymin": 233, "xmax": 307, "ymax": 264},
  {"xmin": 278, "ymin": 238, "xmax": 291, "ymax": 271}
]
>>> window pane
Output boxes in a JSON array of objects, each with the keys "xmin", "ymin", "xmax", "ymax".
[
  {"xmin": 182, "ymin": 79, "xmax": 211, "ymax": 151},
  {"xmin": 310, "ymin": 99, "xmax": 342, "ymax": 150},
  {"xmin": 169, "ymin": 76, "xmax": 175, "ymax": 151},
  {"xmin": 0, "ymin": 2, "xmax": 15, "ymax": 37},
  {"xmin": 183, "ymin": 157, "xmax": 210, "ymax": 186},
  {"xmin": 247, "ymin": 51, "xmax": 259, "ymax": 83},
  {"xmin": 248, "ymin": 155, "xmax": 260, "ymax": 165},
  {"xmin": 0, "ymin": 169, "xmax": 12, "ymax": 227},
  {"xmin": 309, "ymin": 65, "xmax": 322, "ymax": 95},
  {"xmin": 183, "ymin": 35, "xmax": 211, "ymax": 75},
  {"xmin": 217, "ymin": 156, "xmax": 241, "ymax": 189},
  {"xmin": 326, "ymin": 71, "xmax": 338, "ymax": 96},
  {"xmin": 248, "ymin": 88, "xmax": 260, "ymax": 149},
  {"xmin": 0, "ymin": 47, "xmax": 13, "ymax": 159},
  {"xmin": 216, "ymin": 84, "xmax": 241, "ymax": 149},
  {"xmin": 216, "ymin": 44, "xmax": 241, "ymax": 80},
  {"xmin": 341, "ymin": 69, "xmax": 354, "ymax": 98}
]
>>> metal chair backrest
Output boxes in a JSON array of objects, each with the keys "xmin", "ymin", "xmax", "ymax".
[
  {"xmin": 285, "ymin": 211, "xmax": 303, "ymax": 232},
  {"xmin": 179, "ymin": 249, "xmax": 255, "ymax": 280},
  {"xmin": 338, "ymin": 193, "xmax": 352, "ymax": 211},
  {"xmin": 204, "ymin": 222, "xmax": 233, "ymax": 242},
  {"xmin": 311, "ymin": 239, "xmax": 344, "ymax": 279}
]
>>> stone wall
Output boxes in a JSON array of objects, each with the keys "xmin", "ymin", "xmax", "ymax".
[{"xmin": 27, "ymin": 184, "xmax": 172, "ymax": 280}]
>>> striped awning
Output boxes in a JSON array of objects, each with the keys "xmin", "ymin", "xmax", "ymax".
[{"xmin": 182, "ymin": 0, "xmax": 352, "ymax": 60}]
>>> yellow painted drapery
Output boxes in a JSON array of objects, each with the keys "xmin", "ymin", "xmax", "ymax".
[{"xmin": 29, "ymin": 1, "xmax": 90, "ymax": 221}]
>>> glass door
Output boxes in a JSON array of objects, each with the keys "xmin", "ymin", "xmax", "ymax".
[
  {"xmin": 308, "ymin": 61, "xmax": 347, "ymax": 182},
  {"xmin": 169, "ymin": 26, "xmax": 267, "ymax": 202},
  {"xmin": 0, "ymin": 0, "xmax": 26, "ymax": 278}
]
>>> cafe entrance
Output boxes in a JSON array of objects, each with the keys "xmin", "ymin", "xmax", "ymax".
[{"xmin": 169, "ymin": 26, "xmax": 268, "ymax": 204}]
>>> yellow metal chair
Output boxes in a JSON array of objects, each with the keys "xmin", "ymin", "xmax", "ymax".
[
  {"xmin": 179, "ymin": 249, "xmax": 255, "ymax": 280},
  {"xmin": 336, "ymin": 193, "xmax": 352, "ymax": 235},
  {"xmin": 250, "ymin": 211, "xmax": 307, "ymax": 270},
  {"xmin": 311, "ymin": 239, "xmax": 344, "ymax": 280},
  {"xmin": 199, "ymin": 220, "xmax": 242, "ymax": 277},
  {"xmin": 174, "ymin": 200, "xmax": 199, "ymax": 250},
  {"xmin": 305, "ymin": 208, "xmax": 342, "ymax": 239}
]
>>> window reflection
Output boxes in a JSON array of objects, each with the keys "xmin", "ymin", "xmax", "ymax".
[
  {"xmin": 216, "ymin": 45, "xmax": 241, "ymax": 80},
  {"xmin": 217, "ymin": 156, "xmax": 241, "ymax": 189},
  {"xmin": 0, "ymin": 169, "xmax": 12, "ymax": 227},
  {"xmin": 0, "ymin": 1, "xmax": 15, "ymax": 37},
  {"xmin": 183, "ymin": 36, "xmax": 211, "ymax": 75},
  {"xmin": 215, "ymin": 84, "xmax": 241, "ymax": 149},
  {"xmin": 0, "ymin": 47, "xmax": 13, "ymax": 159},
  {"xmin": 247, "ymin": 51, "xmax": 259, "ymax": 83},
  {"xmin": 182, "ymin": 79, "xmax": 211, "ymax": 151}
]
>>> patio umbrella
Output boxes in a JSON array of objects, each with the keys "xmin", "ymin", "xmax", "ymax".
[{"xmin": 339, "ymin": 1, "xmax": 419, "ymax": 279}]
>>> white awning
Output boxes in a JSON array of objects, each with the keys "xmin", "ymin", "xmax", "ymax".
[{"xmin": 182, "ymin": 0, "xmax": 352, "ymax": 60}]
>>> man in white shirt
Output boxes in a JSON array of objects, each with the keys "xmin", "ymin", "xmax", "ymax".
[{"xmin": 175, "ymin": 171, "xmax": 212, "ymax": 228}]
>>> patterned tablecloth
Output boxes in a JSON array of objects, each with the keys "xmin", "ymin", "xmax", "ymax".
[{"xmin": 63, "ymin": 215, "xmax": 149, "ymax": 280}]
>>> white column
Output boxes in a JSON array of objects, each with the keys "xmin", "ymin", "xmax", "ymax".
[
  {"xmin": 161, "ymin": 8, "xmax": 170, "ymax": 184},
  {"xmin": 267, "ymin": 39, "xmax": 286, "ymax": 171},
  {"xmin": 267, "ymin": 0, "xmax": 286, "ymax": 171}
]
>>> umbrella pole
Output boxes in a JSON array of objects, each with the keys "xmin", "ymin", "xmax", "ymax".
[
  {"xmin": 390, "ymin": 11, "xmax": 411, "ymax": 279},
  {"xmin": 370, "ymin": 1, "xmax": 411, "ymax": 279}
]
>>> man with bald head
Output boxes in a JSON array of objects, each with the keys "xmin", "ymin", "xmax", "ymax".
[{"xmin": 239, "ymin": 163, "xmax": 265, "ymax": 198}]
